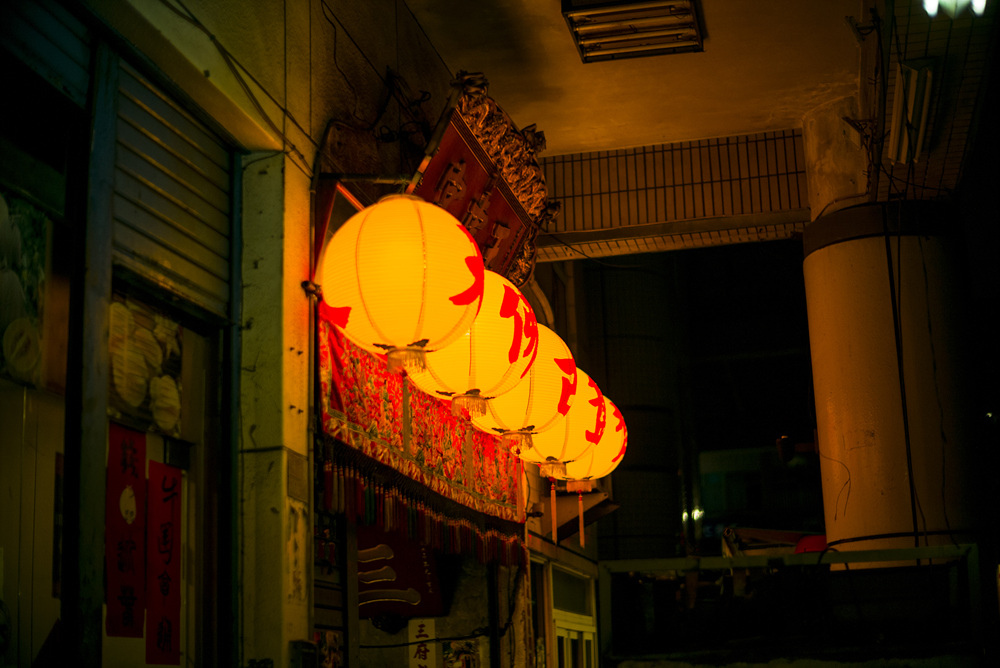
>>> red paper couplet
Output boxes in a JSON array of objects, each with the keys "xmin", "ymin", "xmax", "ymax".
[
  {"xmin": 146, "ymin": 460, "xmax": 183, "ymax": 665},
  {"xmin": 105, "ymin": 422, "xmax": 147, "ymax": 637}
]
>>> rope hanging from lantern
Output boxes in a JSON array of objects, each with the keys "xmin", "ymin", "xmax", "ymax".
[
  {"xmin": 517, "ymin": 458, "xmax": 525, "ymax": 523},
  {"xmin": 550, "ymin": 478, "xmax": 557, "ymax": 543}
]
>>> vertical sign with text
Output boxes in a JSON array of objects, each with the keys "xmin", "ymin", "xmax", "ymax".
[
  {"xmin": 106, "ymin": 422, "xmax": 147, "ymax": 637},
  {"xmin": 409, "ymin": 618, "xmax": 436, "ymax": 668},
  {"xmin": 146, "ymin": 460, "xmax": 183, "ymax": 664}
]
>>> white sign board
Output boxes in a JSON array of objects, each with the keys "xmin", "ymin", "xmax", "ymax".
[{"xmin": 408, "ymin": 618, "xmax": 437, "ymax": 668}]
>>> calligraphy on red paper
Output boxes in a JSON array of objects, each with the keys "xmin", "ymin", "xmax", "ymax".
[
  {"xmin": 106, "ymin": 423, "xmax": 146, "ymax": 637},
  {"xmin": 146, "ymin": 460, "xmax": 182, "ymax": 665}
]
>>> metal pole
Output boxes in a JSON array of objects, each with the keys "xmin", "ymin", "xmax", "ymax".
[{"xmin": 64, "ymin": 41, "xmax": 118, "ymax": 667}]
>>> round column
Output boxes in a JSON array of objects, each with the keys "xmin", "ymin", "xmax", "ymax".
[{"xmin": 803, "ymin": 202, "xmax": 977, "ymax": 562}]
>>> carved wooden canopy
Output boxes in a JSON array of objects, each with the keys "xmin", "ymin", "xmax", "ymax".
[
  {"xmin": 408, "ymin": 72, "xmax": 560, "ymax": 286},
  {"xmin": 314, "ymin": 71, "xmax": 558, "ymax": 287}
]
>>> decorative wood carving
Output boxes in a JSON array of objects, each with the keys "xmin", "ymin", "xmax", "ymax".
[{"xmin": 409, "ymin": 72, "xmax": 560, "ymax": 286}]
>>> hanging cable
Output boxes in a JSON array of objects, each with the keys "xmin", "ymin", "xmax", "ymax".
[
  {"xmin": 881, "ymin": 203, "xmax": 923, "ymax": 550},
  {"xmin": 540, "ymin": 230, "xmax": 654, "ymax": 269},
  {"xmin": 158, "ymin": 0, "xmax": 314, "ymax": 176}
]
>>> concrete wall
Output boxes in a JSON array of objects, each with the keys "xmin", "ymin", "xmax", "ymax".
[
  {"xmin": 78, "ymin": 1, "xmax": 494, "ymax": 665},
  {"xmin": 802, "ymin": 94, "xmax": 870, "ymax": 220}
]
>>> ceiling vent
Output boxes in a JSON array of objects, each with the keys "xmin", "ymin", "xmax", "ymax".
[{"xmin": 562, "ymin": 0, "xmax": 704, "ymax": 63}]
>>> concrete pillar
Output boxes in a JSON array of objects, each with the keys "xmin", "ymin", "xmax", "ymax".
[
  {"xmin": 802, "ymin": 95, "xmax": 870, "ymax": 220},
  {"xmin": 239, "ymin": 152, "xmax": 312, "ymax": 665},
  {"xmin": 802, "ymin": 202, "xmax": 979, "ymax": 560}
]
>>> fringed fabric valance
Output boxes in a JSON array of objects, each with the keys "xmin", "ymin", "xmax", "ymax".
[
  {"xmin": 314, "ymin": 437, "xmax": 526, "ymax": 567},
  {"xmin": 318, "ymin": 315, "xmax": 521, "ymax": 523}
]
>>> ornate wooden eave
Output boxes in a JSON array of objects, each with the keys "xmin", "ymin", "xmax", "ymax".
[
  {"xmin": 313, "ymin": 71, "xmax": 559, "ymax": 286},
  {"xmin": 407, "ymin": 71, "xmax": 560, "ymax": 286}
]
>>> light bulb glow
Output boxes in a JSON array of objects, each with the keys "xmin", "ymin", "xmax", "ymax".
[{"xmin": 925, "ymin": 0, "xmax": 989, "ymax": 16}]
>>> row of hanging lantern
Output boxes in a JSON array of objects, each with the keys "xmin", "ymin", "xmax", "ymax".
[{"xmin": 316, "ymin": 194, "xmax": 628, "ymax": 546}]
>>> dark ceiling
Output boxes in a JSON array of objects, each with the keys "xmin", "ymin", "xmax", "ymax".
[{"xmin": 407, "ymin": 0, "xmax": 861, "ymax": 156}]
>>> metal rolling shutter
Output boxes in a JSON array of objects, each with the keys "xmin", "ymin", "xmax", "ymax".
[
  {"xmin": 113, "ymin": 61, "xmax": 233, "ymax": 317},
  {"xmin": 0, "ymin": 0, "xmax": 91, "ymax": 108}
]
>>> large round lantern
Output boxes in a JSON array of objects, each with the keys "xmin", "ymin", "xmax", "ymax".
[
  {"xmin": 520, "ymin": 368, "xmax": 606, "ymax": 478},
  {"xmin": 562, "ymin": 396, "xmax": 627, "ymax": 483},
  {"xmin": 408, "ymin": 270, "xmax": 538, "ymax": 416},
  {"xmin": 553, "ymin": 396, "xmax": 626, "ymax": 547},
  {"xmin": 316, "ymin": 194, "xmax": 485, "ymax": 372},
  {"xmin": 472, "ymin": 324, "xmax": 577, "ymax": 452}
]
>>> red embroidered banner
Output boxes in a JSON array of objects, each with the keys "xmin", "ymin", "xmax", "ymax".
[
  {"xmin": 105, "ymin": 422, "xmax": 146, "ymax": 637},
  {"xmin": 318, "ymin": 315, "xmax": 519, "ymax": 522},
  {"xmin": 146, "ymin": 460, "xmax": 182, "ymax": 665}
]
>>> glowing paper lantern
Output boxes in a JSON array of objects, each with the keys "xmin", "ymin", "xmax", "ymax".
[
  {"xmin": 408, "ymin": 270, "xmax": 538, "ymax": 417},
  {"xmin": 471, "ymin": 324, "xmax": 577, "ymax": 452},
  {"xmin": 316, "ymin": 194, "xmax": 485, "ymax": 372},
  {"xmin": 519, "ymin": 369, "xmax": 606, "ymax": 478},
  {"xmin": 562, "ymin": 396, "xmax": 627, "ymax": 483},
  {"xmin": 553, "ymin": 396, "xmax": 626, "ymax": 547},
  {"xmin": 519, "ymin": 368, "xmax": 605, "ymax": 543},
  {"xmin": 558, "ymin": 396, "xmax": 627, "ymax": 546}
]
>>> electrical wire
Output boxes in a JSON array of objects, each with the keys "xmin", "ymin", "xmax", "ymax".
[
  {"xmin": 157, "ymin": 0, "xmax": 314, "ymax": 176},
  {"xmin": 318, "ymin": 0, "xmax": 377, "ymax": 130},
  {"xmin": 881, "ymin": 191, "xmax": 923, "ymax": 551},
  {"xmin": 359, "ymin": 628, "xmax": 489, "ymax": 649},
  {"xmin": 242, "ymin": 151, "xmax": 286, "ymax": 171},
  {"xmin": 540, "ymin": 230, "xmax": 652, "ymax": 269},
  {"xmin": 917, "ymin": 232, "xmax": 959, "ymax": 547},
  {"xmin": 357, "ymin": 563, "xmax": 524, "ymax": 650}
]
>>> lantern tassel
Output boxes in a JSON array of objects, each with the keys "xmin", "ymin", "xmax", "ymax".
[
  {"xmin": 550, "ymin": 479, "xmax": 557, "ymax": 543},
  {"xmin": 501, "ymin": 430, "xmax": 533, "ymax": 456},
  {"xmin": 579, "ymin": 491, "xmax": 585, "ymax": 548},
  {"xmin": 452, "ymin": 389, "xmax": 487, "ymax": 417},
  {"xmin": 538, "ymin": 459, "xmax": 567, "ymax": 479},
  {"xmin": 387, "ymin": 346, "xmax": 426, "ymax": 374}
]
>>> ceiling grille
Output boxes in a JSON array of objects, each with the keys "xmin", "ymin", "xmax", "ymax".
[{"xmin": 562, "ymin": 0, "xmax": 704, "ymax": 63}]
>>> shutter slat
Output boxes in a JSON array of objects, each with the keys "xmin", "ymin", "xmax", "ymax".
[
  {"xmin": 119, "ymin": 63, "xmax": 231, "ymax": 173},
  {"xmin": 116, "ymin": 115, "xmax": 230, "ymax": 215},
  {"xmin": 112, "ymin": 64, "xmax": 233, "ymax": 317},
  {"xmin": 112, "ymin": 225, "xmax": 229, "ymax": 313},
  {"xmin": 112, "ymin": 192, "xmax": 229, "ymax": 280},
  {"xmin": 116, "ymin": 138, "xmax": 229, "ymax": 234}
]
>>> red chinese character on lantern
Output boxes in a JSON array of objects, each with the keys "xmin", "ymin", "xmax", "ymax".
[
  {"xmin": 499, "ymin": 285, "xmax": 539, "ymax": 365},
  {"xmin": 585, "ymin": 376, "xmax": 607, "ymax": 445},
  {"xmin": 555, "ymin": 357, "xmax": 577, "ymax": 416}
]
